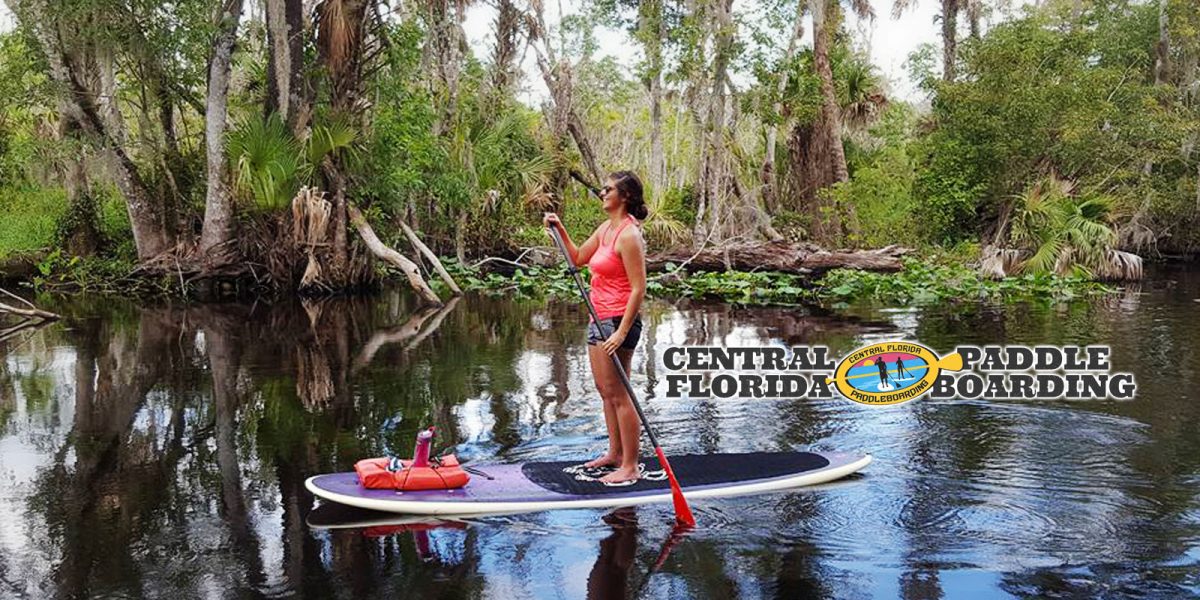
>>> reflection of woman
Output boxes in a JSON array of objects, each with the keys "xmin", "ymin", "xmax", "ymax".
[
  {"xmin": 543, "ymin": 171, "xmax": 649, "ymax": 485},
  {"xmin": 587, "ymin": 508, "xmax": 638, "ymax": 599}
]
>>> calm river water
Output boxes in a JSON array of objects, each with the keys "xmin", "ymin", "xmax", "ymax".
[{"xmin": 1, "ymin": 264, "xmax": 1198, "ymax": 599}]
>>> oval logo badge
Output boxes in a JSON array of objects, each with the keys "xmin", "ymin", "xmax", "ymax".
[{"xmin": 827, "ymin": 342, "xmax": 963, "ymax": 405}]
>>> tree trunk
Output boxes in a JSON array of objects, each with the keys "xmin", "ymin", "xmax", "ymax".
[
  {"xmin": 455, "ymin": 209, "xmax": 467, "ymax": 264},
  {"xmin": 792, "ymin": 0, "xmax": 849, "ymax": 244},
  {"xmin": 648, "ymin": 241, "xmax": 909, "ymax": 275},
  {"xmin": 198, "ymin": 0, "xmax": 246, "ymax": 259},
  {"xmin": 58, "ymin": 115, "xmax": 101, "ymax": 257},
  {"xmin": 317, "ymin": 0, "xmax": 369, "ymax": 116},
  {"xmin": 942, "ymin": 0, "xmax": 958, "ymax": 82},
  {"xmin": 265, "ymin": 0, "xmax": 306, "ymax": 133},
  {"xmin": 323, "ymin": 158, "xmax": 350, "ymax": 274},
  {"xmin": 1154, "ymin": 0, "xmax": 1170, "ymax": 85},
  {"xmin": 694, "ymin": 0, "xmax": 736, "ymax": 244},
  {"xmin": 640, "ymin": 0, "xmax": 666, "ymax": 190},
  {"xmin": 348, "ymin": 205, "xmax": 442, "ymax": 306},
  {"xmin": 813, "ymin": 0, "xmax": 848, "ymax": 184},
  {"xmin": 155, "ymin": 74, "xmax": 190, "ymax": 246},
  {"xmin": 399, "ymin": 221, "xmax": 462, "ymax": 295},
  {"xmin": 762, "ymin": 1, "xmax": 805, "ymax": 213},
  {"xmin": 488, "ymin": 0, "xmax": 521, "ymax": 104},
  {"xmin": 428, "ymin": 0, "xmax": 464, "ymax": 136},
  {"xmin": 965, "ymin": 0, "xmax": 982, "ymax": 39},
  {"xmin": 527, "ymin": 0, "xmax": 605, "ymax": 194},
  {"xmin": 567, "ymin": 110, "xmax": 602, "ymax": 185}
]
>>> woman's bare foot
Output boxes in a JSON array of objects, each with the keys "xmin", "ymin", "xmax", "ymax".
[
  {"xmin": 600, "ymin": 466, "xmax": 640, "ymax": 485},
  {"xmin": 583, "ymin": 454, "xmax": 621, "ymax": 469}
]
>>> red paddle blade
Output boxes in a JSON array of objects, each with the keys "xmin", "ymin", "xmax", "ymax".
[{"xmin": 654, "ymin": 446, "xmax": 697, "ymax": 527}]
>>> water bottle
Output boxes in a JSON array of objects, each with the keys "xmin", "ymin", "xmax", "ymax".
[{"xmin": 412, "ymin": 427, "xmax": 435, "ymax": 468}]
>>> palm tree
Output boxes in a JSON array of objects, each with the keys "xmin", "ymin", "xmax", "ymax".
[
  {"xmin": 1008, "ymin": 175, "xmax": 1140, "ymax": 280},
  {"xmin": 811, "ymin": 0, "xmax": 871, "ymax": 184},
  {"xmin": 786, "ymin": 0, "xmax": 872, "ymax": 244},
  {"xmin": 837, "ymin": 53, "xmax": 888, "ymax": 134}
]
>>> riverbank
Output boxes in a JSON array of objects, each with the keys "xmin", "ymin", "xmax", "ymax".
[{"xmin": 0, "ymin": 248, "xmax": 1120, "ymax": 308}]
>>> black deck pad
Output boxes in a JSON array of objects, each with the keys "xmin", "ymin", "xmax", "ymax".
[{"xmin": 521, "ymin": 451, "xmax": 830, "ymax": 496}]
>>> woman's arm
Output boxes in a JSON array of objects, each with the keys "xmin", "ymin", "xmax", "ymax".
[
  {"xmin": 544, "ymin": 213, "xmax": 603, "ymax": 267},
  {"xmin": 600, "ymin": 226, "xmax": 647, "ymax": 355}
]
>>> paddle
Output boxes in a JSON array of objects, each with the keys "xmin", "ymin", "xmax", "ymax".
[{"xmin": 545, "ymin": 222, "xmax": 697, "ymax": 527}]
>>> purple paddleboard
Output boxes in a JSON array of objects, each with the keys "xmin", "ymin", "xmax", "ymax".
[{"xmin": 305, "ymin": 451, "xmax": 870, "ymax": 516}]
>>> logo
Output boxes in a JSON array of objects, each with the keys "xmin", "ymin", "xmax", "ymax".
[
  {"xmin": 827, "ymin": 342, "xmax": 964, "ymax": 405},
  {"xmin": 661, "ymin": 343, "xmax": 1136, "ymax": 403}
]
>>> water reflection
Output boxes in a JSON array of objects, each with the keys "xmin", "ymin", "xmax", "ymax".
[{"xmin": 0, "ymin": 264, "xmax": 1198, "ymax": 597}]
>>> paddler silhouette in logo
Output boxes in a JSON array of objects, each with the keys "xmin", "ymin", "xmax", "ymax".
[{"xmin": 828, "ymin": 342, "xmax": 964, "ymax": 405}]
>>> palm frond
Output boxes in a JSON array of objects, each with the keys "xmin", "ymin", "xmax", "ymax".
[
  {"xmin": 227, "ymin": 114, "xmax": 305, "ymax": 211},
  {"xmin": 307, "ymin": 115, "xmax": 361, "ymax": 166}
]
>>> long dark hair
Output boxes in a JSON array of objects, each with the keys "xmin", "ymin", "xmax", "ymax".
[{"xmin": 609, "ymin": 170, "xmax": 648, "ymax": 220}]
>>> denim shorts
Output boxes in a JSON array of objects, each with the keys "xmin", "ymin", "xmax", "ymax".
[{"xmin": 586, "ymin": 315, "xmax": 643, "ymax": 351}]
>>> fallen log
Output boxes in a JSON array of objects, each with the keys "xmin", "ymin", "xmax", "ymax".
[
  {"xmin": 0, "ymin": 288, "xmax": 60, "ymax": 321},
  {"xmin": 399, "ymin": 221, "xmax": 462, "ymax": 295},
  {"xmin": 0, "ymin": 301, "xmax": 60, "ymax": 320},
  {"xmin": 348, "ymin": 205, "xmax": 443, "ymax": 307},
  {"xmin": 647, "ymin": 241, "xmax": 910, "ymax": 275}
]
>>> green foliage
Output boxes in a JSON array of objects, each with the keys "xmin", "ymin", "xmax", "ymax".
[
  {"xmin": 440, "ymin": 255, "xmax": 1106, "ymax": 309},
  {"xmin": 226, "ymin": 112, "xmax": 362, "ymax": 211},
  {"xmin": 227, "ymin": 113, "xmax": 305, "ymax": 211},
  {"xmin": 437, "ymin": 259, "xmax": 582, "ymax": 300},
  {"xmin": 97, "ymin": 187, "xmax": 134, "ymax": 258},
  {"xmin": 0, "ymin": 187, "xmax": 66, "ymax": 258},
  {"xmin": 912, "ymin": 136, "xmax": 985, "ymax": 244},
  {"xmin": 653, "ymin": 268, "xmax": 812, "ymax": 305},
  {"xmin": 25, "ymin": 251, "xmax": 159, "ymax": 294},
  {"xmin": 308, "ymin": 116, "xmax": 360, "ymax": 167},
  {"xmin": 1009, "ymin": 176, "xmax": 1118, "ymax": 277},
  {"xmin": 815, "ymin": 258, "xmax": 1111, "ymax": 305},
  {"xmin": 836, "ymin": 104, "xmax": 921, "ymax": 248},
  {"xmin": 0, "ymin": 31, "xmax": 50, "ymax": 186},
  {"xmin": 361, "ymin": 21, "xmax": 552, "ymax": 256},
  {"xmin": 914, "ymin": 3, "xmax": 1199, "ymax": 250}
]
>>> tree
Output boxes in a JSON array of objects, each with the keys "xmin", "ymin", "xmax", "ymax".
[
  {"xmin": 915, "ymin": 4, "xmax": 1198, "ymax": 252},
  {"xmin": 527, "ymin": 0, "xmax": 603, "ymax": 208},
  {"xmin": 198, "ymin": 0, "xmax": 246, "ymax": 259},
  {"xmin": 5, "ymin": 0, "xmax": 177, "ymax": 260},
  {"xmin": 760, "ymin": 1, "xmax": 806, "ymax": 214},
  {"xmin": 264, "ymin": 0, "xmax": 310, "ymax": 135},
  {"xmin": 785, "ymin": 0, "xmax": 870, "ymax": 244}
]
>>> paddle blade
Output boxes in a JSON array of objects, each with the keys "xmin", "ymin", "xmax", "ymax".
[
  {"xmin": 654, "ymin": 446, "xmax": 696, "ymax": 527},
  {"xmin": 938, "ymin": 352, "xmax": 964, "ymax": 372}
]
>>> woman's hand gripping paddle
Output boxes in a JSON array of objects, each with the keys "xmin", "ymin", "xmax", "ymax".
[{"xmin": 546, "ymin": 223, "xmax": 697, "ymax": 527}]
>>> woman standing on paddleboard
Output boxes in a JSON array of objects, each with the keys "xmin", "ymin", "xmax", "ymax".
[{"xmin": 543, "ymin": 171, "xmax": 649, "ymax": 485}]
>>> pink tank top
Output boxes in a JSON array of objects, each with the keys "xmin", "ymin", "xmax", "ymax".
[{"xmin": 588, "ymin": 216, "xmax": 638, "ymax": 321}]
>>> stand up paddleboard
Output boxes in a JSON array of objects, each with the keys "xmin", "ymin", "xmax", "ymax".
[{"xmin": 306, "ymin": 451, "xmax": 871, "ymax": 516}]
